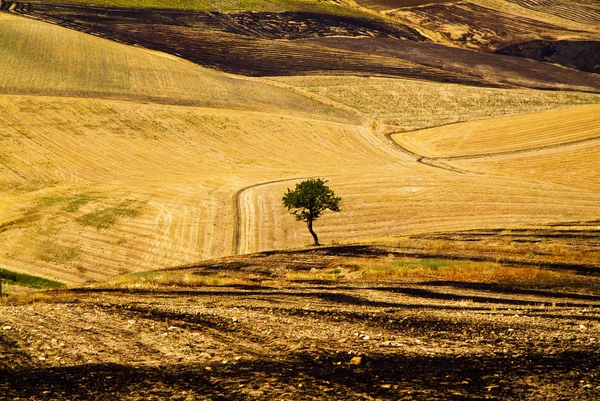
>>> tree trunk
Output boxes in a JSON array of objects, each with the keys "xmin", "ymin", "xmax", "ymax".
[{"xmin": 307, "ymin": 219, "xmax": 319, "ymax": 246}]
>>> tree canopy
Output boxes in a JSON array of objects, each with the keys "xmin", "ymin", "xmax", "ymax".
[{"xmin": 282, "ymin": 178, "xmax": 341, "ymax": 246}]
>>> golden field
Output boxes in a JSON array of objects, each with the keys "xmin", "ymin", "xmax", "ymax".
[
  {"xmin": 1, "ymin": 12, "xmax": 599, "ymax": 286},
  {"xmin": 273, "ymin": 76, "xmax": 600, "ymax": 131}
]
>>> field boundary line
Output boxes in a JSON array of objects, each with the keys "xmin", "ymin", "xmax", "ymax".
[
  {"xmin": 384, "ymin": 131, "xmax": 471, "ymax": 174},
  {"xmin": 432, "ymin": 135, "xmax": 600, "ymax": 161},
  {"xmin": 386, "ymin": 131, "xmax": 600, "ymax": 170}
]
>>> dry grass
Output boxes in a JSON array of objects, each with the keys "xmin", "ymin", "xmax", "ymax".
[
  {"xmin": 4, "ymin": 94, "xmax": 598, "ymax": 283},
  {"xmin": 455, "ymin": 142, "xmax": 600, "ymax": 192},
  {"xmin": 394, "ymin": 104, "xmax": 600, "ymax": 157},
  {"xmin": 1, "ymin": 10, "xmax": 598, "ymax": 284},
  {"xmin": 273, "ymin": 76, "xmax": 600, "ymax": 131},
  {"xmin": 388, "ymin": 105, "xmax": 600, "ymax": 193},
  {"xmin": 0, "ymin": 95, "xmax": 386, "ymax": 284},
  {"xmin": 105, "ymin": 270, "xmax": 252, "ymax": 288},
  {"xmin": 0, "ymin": 13, "xmax": 353, "ymax": 122},
  {"xmin": 357, "ymin": 259, "xmax": 583, "ymax": 287},
  {"xmin": 0, "ymin": 290, "xmax": 76, "ymax": 306}
]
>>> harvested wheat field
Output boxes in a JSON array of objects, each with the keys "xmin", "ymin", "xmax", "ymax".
[
  {"xmin": 391, "ymin": 104, "xmax": 600, "ymax": 157},
  {"xmin": 2, "ymin": 11, "xmax": 600, "ymax": 285},
  {"xmin": 1, "ymin": 2, "xmax": 600, "ymax": 399},
  {"xmin": 272, "ymin": 76, "xmax": 600, "ymax": 130}
]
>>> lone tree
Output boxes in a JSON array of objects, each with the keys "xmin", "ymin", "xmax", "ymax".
[{"xmin": 282, "ymin": 178, "xmax": 341, "ymax": 246}]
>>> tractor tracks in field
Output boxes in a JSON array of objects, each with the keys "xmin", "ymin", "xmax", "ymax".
[
  {"xmin": 385, "ymin": 131, "xmax": 600, "ymax": 174},
  {"xmin": 384, "ymin": 131, "xmax": 471, "ymax": 174},
  {"xmin": 427, "ymin": 135, "xmax": 600, "ymax": 161},
  {"xmin": 232, "ymin": 176, "xmax": 317, "ymax": 255}
]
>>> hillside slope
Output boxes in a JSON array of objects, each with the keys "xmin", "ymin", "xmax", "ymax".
[
  {"xmin": 5, "ymin": 1, "xmax": 600, "ymax": 92},
  {"xmin": 0, "ymin": 12, "xmax": 355, "ymax": 122},
  {"xmin": 1, "ymin": 10, "xmax": 599, "ymax": 285}
]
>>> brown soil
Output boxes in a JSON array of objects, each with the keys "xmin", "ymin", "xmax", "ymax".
[
  {"xmin": 497, "ymin": 40, "xmax": 600, "ymax": 74},
  {"xmin": 4, "ymin": 2, "xmax": 600, "ymax": 91},
  {"xmin": 505, "ymin": 0, "xmax": 600, "ymax": 26},
  {"xmin": 356, "ymin": 0, "xmax": 453, "ymax": 12},
  {"xmin": 395, "ymin": 2, "xmax": 584, "ymax": 49},
  {"xmin": 308, "ymin": 37, "xmax": 600, "ymax": 92},
  {"xmin": 2, "ymin": 245, "xmax": 600, "ymax": 400}
]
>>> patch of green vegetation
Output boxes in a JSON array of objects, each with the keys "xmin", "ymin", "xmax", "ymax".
[
  {"xmin": 37, "ymin": 193, "xmax": 99, "ymax": 213},
  {"xmin": 64, "ymin": 194, "xmax": 98, "ymax": 212},
  {"xmin": 34, "ymin": 240, "xmax": 80, "ymax": 263},
  {"xmin": 361, "ymin": 259, "xmax": 498, "ymax": 278},
  {"xmin": 76, "ymin": 200, "xmax": 143, "ymax": 230},
  {"xmin": 0, "ymin": 268, "xmax": 65, "ymax": 290},
  {"xmin": 0, "ymin": 215, "xmax": 39, "ymax": 233},
  {"xmin": 0, "ymin": 180, "xmax": 59, "ymax": 195}
]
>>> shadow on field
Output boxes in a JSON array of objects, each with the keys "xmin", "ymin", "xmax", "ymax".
[
  {"xmin": 423, "ymin": 280, "xmax": 600, "ymax": 302},
  {"xmin": 266, "ymin": 245, "xmax": 600, "ymax": 276},
  {"xmin": 68, "ymin": 287, "xmax": 492, "ymax": 312},
  {"xmin": 69, "ymin": 281, "xmax": 600, "ymax": 312},
  {"xmin": 376, "ymin": 287, "xmax": 600, "ymax": 308},
  {"xmin": 2, "ymin": 350, "xmax": 599, "ymax": 400}
]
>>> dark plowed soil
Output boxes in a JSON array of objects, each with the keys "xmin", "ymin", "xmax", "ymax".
[
  {"xmin": 400, "ymin": 2, "xmax": 582, "ymax": 49},
  {"xmin": 4, "ymin": 2, "xmax": 600, "ymax": 89},
  {"xmin": 497, "ymin": 40, "xmax": 600, "ymax": 74},
  {"xmin": 2, "ymin": 2, "xmax": 496, "ymax": 85},
  {"xmin": 391, "ymin": 0, "xmax": 600, "ymax": 75},
  {"xmin": 1, "ymin": 245, "xmax": 600, "ymax": 400},
  {"xmin": 2, "ymin": 3, "xmax": 425, "ymax": 41},
  {"xmin": 356, "ymin": 0, "xmax": 453, "ymax": 11},
  {"xmin": 309, "ymin": 37, "xmax": 600, "ymax": 92}
]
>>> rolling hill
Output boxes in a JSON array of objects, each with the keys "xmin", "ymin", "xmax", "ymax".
[
  {"xmin": 4, "ymin": 1, "xmax": 600, "ymax": 91},
  {"xmin": 0, "ymin": 5, "xmax": 599, "ymax": 287},
  {"xmin": 1, "ymin": 2, "xmax": 600, "ymax": 400}
]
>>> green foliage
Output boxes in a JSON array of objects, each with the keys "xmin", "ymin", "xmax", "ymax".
[
  {"xmin": 282, "ymin": 178, "xmax": 341, "ymax": 245},
  {"xmin": 0, "ymin": 269, "xmax": 65, "ymax": 289},
  {"xmin": 38, "ymin": 193, "xmax": 98, "ymax": 213},
  {"xmin": 282, "ymin": 178, "xmax": 341, "ymax": 222}
]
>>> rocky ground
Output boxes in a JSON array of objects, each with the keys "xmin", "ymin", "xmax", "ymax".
[{"xmin": 1, "ymin": 246, "xmax": 599, "ymax": 400}]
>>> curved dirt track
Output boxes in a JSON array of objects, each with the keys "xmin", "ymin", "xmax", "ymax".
[
  {"xmin": 232, "ymin": 176, "xmax": 317, "ymax": 255},
  {"xmin": 384, "ymin": 131, "xmax": 470, "ymax": 174}
]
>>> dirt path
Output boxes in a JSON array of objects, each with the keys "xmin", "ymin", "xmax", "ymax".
[
  {"xmin": 384, "ymin": 131, "xmax": 471, "ymax": 174},
  {"xmin": 232, "ymin": 177, "xmax": 317, "ymax": 255},
  {"xmin": 386, "ymin": 129, "xmax": 600, "ymax": 170}
]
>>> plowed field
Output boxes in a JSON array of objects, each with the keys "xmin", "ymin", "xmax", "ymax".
[
  {"xmin": 388, "ymin": 1, "xmax": 595, "ymax": 49},
  {"xmin": 2, "ymin": 247, "xmax": 600, "ymax": 400},
  {"xmin": 505, "ymin": 0, "xmax": 600, "ymax": 26},
  {"xmin": 5, "ymin": 1, "xmax": 600, "ymax": 91}
]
